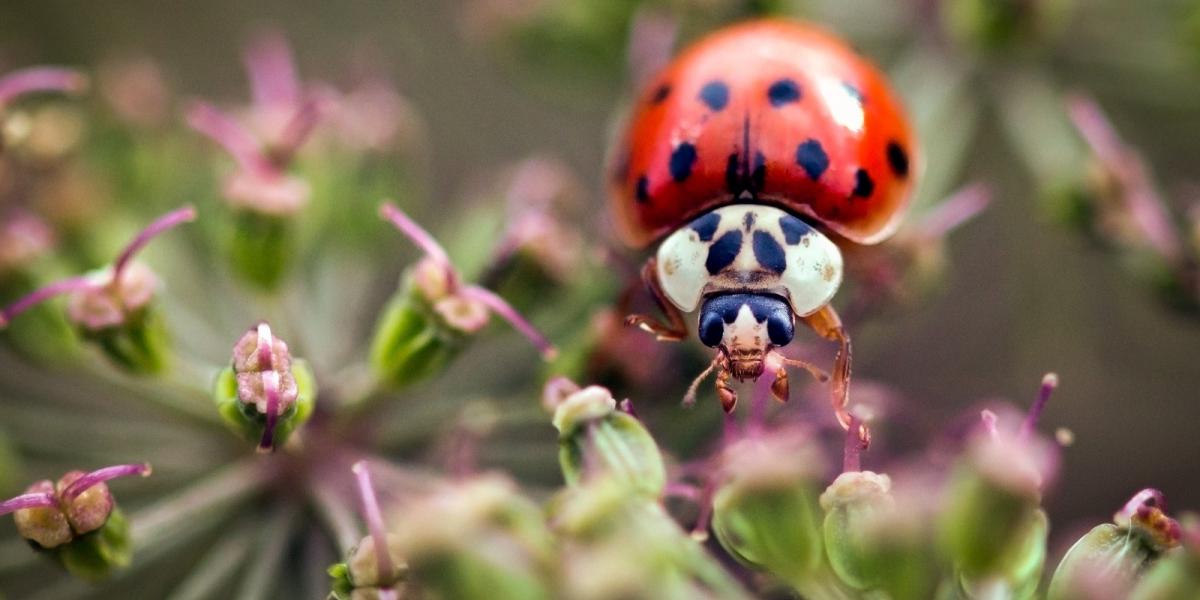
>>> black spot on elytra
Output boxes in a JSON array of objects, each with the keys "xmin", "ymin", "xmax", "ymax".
[
  {"xmin": 752, "ymin": 231, "xmax": 787, "ymax": 274},
  {"xmin": 705, "ymin": 230, "xmax": 742, "ymax": 275},
  {"xmin": 886, "ymin": 141, "xmax": 909, "ymax": 178},
  {"xmin": 852, "ymin": 169, "xmax": 875, "ymax": 199},
  {"xmin": 651, "ymin": 84, "xmax": 671, "ymax": 104},
  {"xmin": 767, "ymin": 78, "xmax": 801, "ymax": 106},
  {"xmin": 669, "ymin": 143, "xmax": 697, "ymax": 182},
  {"xmin": 690, "ymin": 212, "xmax": 720, "ymax": 242},
  {"xmin": 742, "ymin": 211, "xmax": 756, "ymax": 232},
  {"xmin": 795, "ymin": 139, "xmax": 829, "ymax": 180},
  {"xmin": 779, "ymin": 214, "xmax": 811, "ymax": 245},
  {"xmin": 635, "ymin": 175, "xmax": 650, "ymax": 203},
  {"xmin": 699, "ymin": 80, "xmax": 730, "ymax": 111}
]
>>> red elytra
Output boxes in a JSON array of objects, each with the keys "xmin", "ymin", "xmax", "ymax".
[{"xmin": 609, "ymin": 19, "xmax": 917, "ymax": 248}]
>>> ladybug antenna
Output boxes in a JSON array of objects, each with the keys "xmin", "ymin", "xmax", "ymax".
[{"xmin": 682, "ymin": 355, "xmax": 721, "ymax": 407}]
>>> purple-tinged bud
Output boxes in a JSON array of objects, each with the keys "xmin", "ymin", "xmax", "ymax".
[
  {"xmin": 0, "ymin": 206, "xmax": 194, "ymax": 373},
  {"xmin": 330, "ymin": 462, "xmax": 407, "ymax": 599},
  {"xmin": 57, "ymin": 463, "xmax": 150, "ymax": 535},
  {"xmin": 940, "ymin": 375, "xmax": 1059, "ymax": 587},
  {"xmin": 1130, "ymin": 514, "xmax": 1200, "ymax": 599},
  {"xmin": 1050, "ymin": 489, "xmax": 1184, "ymax": 600},
  {"xmin": 216, "ymin": 322, "xmax": 315, "ymax": 451},
  {"xmin": 370, "ymin": 203, "xmax": 556, "ymax": 388},
  {"xmin": 2, "ymin": 462, "xmax": 150, "ymax": 580},
  {"xmin": 8, "ymin": 480, "xmax": 71, "ymax": 548}
]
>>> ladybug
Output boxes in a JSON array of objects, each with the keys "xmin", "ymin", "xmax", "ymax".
[{"xmin": 608, "ymin": 19, "xmax": 917, "ymax": 435}]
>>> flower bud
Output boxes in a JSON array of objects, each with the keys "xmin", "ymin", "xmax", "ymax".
[
  {"xmin": 1049, "ymin": 489, "xmax": 1183, "ymax": 600},
  {"xmin": 939, "ymin": 408, "xmax": 1056, "ymax": 582},
  {"xmin": 710, "ymin": 429, "xmax": 825, "ymax": 583},
  {"xmin": 0, "ymin": 206, "xmax": 194, "ymax": 373},
  {"xmin": 547, "ymin": 380, "xmax": 665, "ymax": 499},
  {"xmin": 214, "ymin": 322, "xmax": 315, "ymax": 452},
  {"xmin": 393, "ymin": 475, "xmax": 554, "ymax": 600},
  {"xmin": 370, "ymin": 204, "xmax": 555, "ymax": 388},
  {"xmin": 819, "ymin": 471, "xmax": 895, "ymax": 590},
  {"xmin": 12, "ymin": 480, "xmax": 72, "ymax": 548},
  {"xmin": 330, "ymin": 462, "xmax": 408, "ymax": 600},
  {"xmin": 1, "ymin": 463, "xmax": 150, "ymax": 581},
  {"xmin": 1130, "ymin": 514, "xmax": 1200, "ymax": 600}
]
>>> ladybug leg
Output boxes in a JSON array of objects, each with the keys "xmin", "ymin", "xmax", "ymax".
[
  {"xmin": 623, "ymin": 257, "xmax": 688, "ymax": 342},
  {"xmin": 801, "ymin": 305, "xmax": 867, "ymax": 445}
]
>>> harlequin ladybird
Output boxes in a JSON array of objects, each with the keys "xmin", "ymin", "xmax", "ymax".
[{"xmin": 609, "ymin": 19, "xmax": 917, "ymax": 435}]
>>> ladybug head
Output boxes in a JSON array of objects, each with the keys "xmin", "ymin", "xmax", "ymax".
[{"xmin": 698, "ymin": 293, "xmax": 793, "ymax": 380}]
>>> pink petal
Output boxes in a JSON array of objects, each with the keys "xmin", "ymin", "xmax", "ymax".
[
  {"xmin": 351, "ymin": 461, "xmax": 397, "ymax": 585},
  {"xmin": 0, "ymin": 67, "xmax": 87, "ymax": 109},
  {"xmin": 113, "ymin": 205, "xmax": 197, "ymax": 278},
  {"xmin": 460, "ymin": 286, "xmax": 557, "ymax": 360},
  {"xmin": 61, "ymin": 463, "xmax": 152, "ymax": 500}
]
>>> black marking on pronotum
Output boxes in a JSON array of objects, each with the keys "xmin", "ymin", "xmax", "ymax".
[
  {"xmin": 669, "ymin": 143, "xmax": 697, "ymax": 182},
  {"xmin": 752, "ymin": 231, "xmax": 787, "ymax": 274},
  {"xmin": 635, "ymin": 175, "xmax": 650, "ymax": 203},
  {"xmin": 742, "ymin": 211, "xmax": 756, "ymax": 232},
  {"xmin": 651, "ymin": 84, "xmax": 671, "ymax": 104},
  {"xmin": 779, "ymin": 214, "xmax": 811, "ymax": 245},
  {"xmin": 705, "ymin": 230, "xmax": 742, "ymax": 275},
  {"xmin": 852, "ymin": 169, "xmax": 875, "ymax": 199},
  {"xmin": 767, "ymin": 78, "xmax": 801, "ymax": 106},
  {"xmin": 690, "ymin": 212, "xmax": 721, "ymax": 242},
  {"xmin": 796, "ymin": 139, "xmax": 829, "ymax": 180},
  {"xmin": 699, "ymin": 80, "xmax": 730, "ymax": 111},
  {"xmin": 886, "ymin": 141, "xmax": 909, "ymax": 178}
]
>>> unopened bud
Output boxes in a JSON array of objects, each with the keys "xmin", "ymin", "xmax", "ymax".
[
  {"xmin": 1130, "ymin": 514, "xmax": 1200, "ymax": 600},
  {"xmin": 215, "ymin": 322, "xmax": 315, "ymax": 451},
  {"xmin": 1, "ymin": 463, "xmax": 150, "ymax": 581},
  {"xmin": 1049, "ymin": 489, "xmax": 1182, "ymax": 600},
  {"xmin": 820, "ymin": 471, "xmax": 895, "ymax": 590},
  {"xmin": 550, "ymin": 382, "xmax": 665, "ymax": 499},
  {"xmin": 711, "ymin": 430, "xmax": 825, "ymax": 582}
]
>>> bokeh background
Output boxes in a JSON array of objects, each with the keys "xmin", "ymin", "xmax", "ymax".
[{"xmin": 0, "ymin": 0, "xmax": 1198, "ymax": 597}]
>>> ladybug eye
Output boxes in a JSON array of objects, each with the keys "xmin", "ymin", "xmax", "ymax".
[
  {"xmin": 765, "ymin": 306, "xmax": 794, "ymax": 346},
  {"xmin": 698, "ymin": 309, "xmax": 724, "ymax": 347}
]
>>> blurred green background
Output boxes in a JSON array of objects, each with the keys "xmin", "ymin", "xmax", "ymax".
[{"xmin": 1, "ymin": 0, "xmax": 1198, "ymax": 581}]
